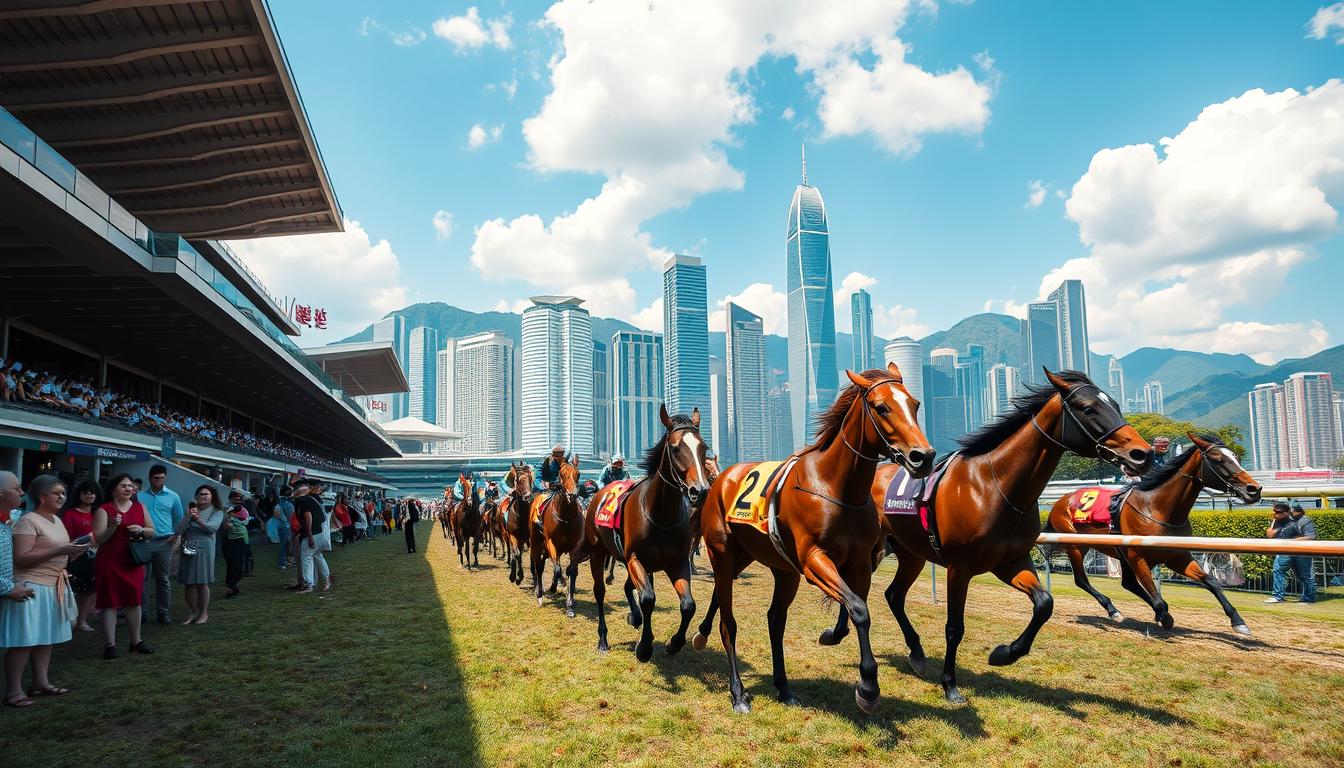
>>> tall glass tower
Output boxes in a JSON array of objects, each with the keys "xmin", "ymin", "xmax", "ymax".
[
  {"xmin": 520, "ymin": 295, "xmax": 593, "ymax": 455},
  {"xmin": 786, "ymin": 144, "xmax": 837, "ymax": 449},
  {"xmin": 663, "ymin": 254, "xmax": 712, "ymax": 439},
  {"xmin": 372, "ymin": 315, "xmax": 410, "ymax": 419},
  {"xmin": 850, "ymin": 288, "xmax": 875, "ymax": 372},
  {"xmin": 726, "ymin": 302, "xmax": 768, "ymax": 463},
  {"xmin": 408, "ymin": 325, "xmax": 439, "ymax": 423}
]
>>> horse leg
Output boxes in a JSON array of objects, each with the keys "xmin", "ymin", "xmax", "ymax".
[
  {"xmin": 766, "ymin": 569, "xmax": 802, "ymax": 705},
  {"xmin": 1069, "ymin": 545, "xmax": 1123, "ymax": 622},
  {"xmin": 800, "ymin": 552, "xmax": 880, "ymax": 715},
  {"xmin": 987, "ymin": 555, "xmax": 1055, "ymax": 667},
  {"xmin": 473, "ymin": 534, "xmax": 480, "ymax": 567},
  {"xmin": 546, "ymin": 540, "xmax": 561, "ymax": 595},
  {"xmin": 711, "ymin": 543, "xmax": 751, "ymax": 713},
  {"xmin": 532, "ymin": 548, "xmax": 547, "ymax": 606},
  {"xmin": 626, "ymin": 556, "xmax": 657, "ymax": 663},
  {"xmin": 564, "ymin": 550, "xmax": 581, "ymax": 619},
  {"xmin": 1125, "ymin": 552, "xmax": 1173, "ymax": 630},
  {"xmin": 883, "ymin": 550, "xmax": 930, "ymax": 676},
  {"xmin": 663, "ymin": 557, "xmax": 696, "ymax": 656},
  {"xmin": 692, "ymin": 553, "xmax": 750, "ymax": 651},
  {"xmin": 591, "ymin": 552, "xmax": 611, "ymax": 651},
  {"xmin": 938, "ymin": 566, "xmax": 972, "ymax": 705},
  {"xmin": 622, "ymin": 576, "xmax": 642, "ymax": 629},
  {"xmin": 1168, "ymin": 553, "xmax": 1250, "ymax": 636},
  {"xmin": 605, "ymin": 556, "xmax": 616, "ymax": 585}
]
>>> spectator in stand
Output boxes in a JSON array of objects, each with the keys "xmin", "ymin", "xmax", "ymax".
[
  {"xmin": 3, "ymin": 475, "xmax": 89, "ymax": 707},
  {"xmin": 176, "ymin": 486, "xmax": 224, "ymax": 625},
  {"xmin": 333, "ymin": 493, "xmax": 354, "ymax": 547},
  {"xmin": 61, "ymin": 480, "xmax": 101, "ymax": 632},
  {"xmin": 136, "ymin": 465, "xmax": 183, "ymax": 625},
  {"xmin": 293, "ymin": 479, "xmax": 329, "ymax": 594},
  {"xmin": 221, "ymin": 491, "xmax": 250, "ymax": 599},
  {"xmin": 94, "ymin": 473, "xmax": 155, "ymax": 659}
]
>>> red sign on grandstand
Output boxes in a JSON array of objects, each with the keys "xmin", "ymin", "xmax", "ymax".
[
  {"xmin": 291, "ymin": 303, "xmax": 328, "ymax": 329},
  {"xmin": 1272, "ymin": 470, "xmax": 1344, "ymax": 481},
  {"xmin": 369, "ymin": 400, "xmax": 388, "ymax": 413}
]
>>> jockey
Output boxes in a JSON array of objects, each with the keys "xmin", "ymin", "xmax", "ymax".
[
  {"xmin": 539, "ymin": 444, "xmax": 565, "ymax": 490},
  {"xmin": 451, "ymin": 471, "xmax": 473, "ymax": 503},
  {"xmin": 599, "ymin": 454, "xmax": 629, "ymax": 487},
  {"xmin": 483, "ymin": 480, "xmax": 500, "ymax": 504}
]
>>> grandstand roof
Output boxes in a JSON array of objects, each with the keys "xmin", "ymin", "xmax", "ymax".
[
  {"xmin": 301, "ymin": 340, "xmax": 409, "ymax": 397},
  {"xmin": 381, "ymin": 417, "xmax": 460, "ymax": 441},
  {"xmin": 0, "ymin": 0, "xmax": 341, "ymax": 239}
]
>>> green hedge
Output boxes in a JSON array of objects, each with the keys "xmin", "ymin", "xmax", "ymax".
[{"xmin": 1041, "ymin": 508, "xmax": 1344, "ymax": 580}]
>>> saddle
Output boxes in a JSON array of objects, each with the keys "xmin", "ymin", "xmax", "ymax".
[
  {"xmin": 1066, "ymin": 487, "xmax": 1128, "ymax": 527},
  {"xmin": 881, "ymin": 452, "xmax": 958, "ymax": 564},
  {"xmin": 594, "ymin": 479, "xmax": 637, "ymax": 530}
]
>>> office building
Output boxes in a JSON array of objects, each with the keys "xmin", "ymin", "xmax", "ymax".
[
  {"xmin": 850, "ymin": 288, "xmax": 876, "ymax": 372},
  {"xmin": 958, "ymin": 344, "xmax": 987, "ymax": 432},
  {"xmin": 1282, "ymin": 372, "xmax": 1342, "ymax": 469},
  {"xmin": 433, "ymin": 339, "xmax": 457, "ymax": 454},
  {"xmin": 1106, "ymin": 356, "xmax": 1126, "ymax": 403},
  {"xmin": 767, "ymin": 383, "xmax": 793, "ymax": 460},
  {"xmin": 1141, "ymin": 380, "xmax": 1165, "ymax": 415},
  {"xmin": 987, "ymin": 363, "xmax": 1020, "ymax": 419},
  {"xmin": 408, "ymin": 326, "xmax": 439, "ymax": 423},
  {"xmin": 726, "ymin": 302, "xmax": 768, "ymax": 463},
  {"xmin": 453, "ymin": 332, "xmax": 514, "ymax": 454},
  {"xmin": 1248, "ymin": 382, "xmax": 1287, "ymax": 471},
  {"xmin": 520, "ymin": 296, "xmax": 593, "ymax": 454},
  {"xmin": 1047, "ymin": 279, "xmax": 1091, "ymax": 375},
  {"xmin": 593, "ymin": 340, "xmax": 610, "ymax": 459},
  {"xmin": 611, "ymin": 330, "xmax": 664, "ymax": 461},
  {"xmin": 663, "ymin": 254, "xmax": 713, "ymax": 445},
  {"xmin": 926, "ymin": 347, "xmax": 964, "ymax": 454},
  {"xmin": 882, "ymin": 337, "xmax": 925, "ymax": 432},
  {"xmin": 372, "ymin": 314, "xmax": 410, "ymax": 418},
  {"xmin": 709, "ymin": 356, "xmax": 731, "ymax": 463},
  {"xmin": 786, "ymin": 144, "xmax": 838, "ymax": 449},
  {"xmin": 1022, "ymin": 302, "xmax": 1060, "ymax": 386}
]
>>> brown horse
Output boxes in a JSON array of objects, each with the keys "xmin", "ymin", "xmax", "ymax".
[
  {"xmin": 1046, "ymin": 432, "xmax": 1262, "ymax": 635},
  {"xmin": 451, "ymin": 475, "xmax": 483, "ymax": 570},
  {"xmin": 500, "ymin": 463, "xmax": 534, "ymax": 585},
  {"xmin": 438, "ymin": 489, "xmax": 455, "ymax": 540},
  {"xmin": 695, "ymin": 364, "xmax": 934, "ymax": 714},
  {"xmin": 529, "ymin": 456, "xmax": 589, "ymax": 616},
  {"xmin": 586, "ymin": 405, "xmax": 710, "ymax": 661},
  {"xmin": 827, "ymin": 369, "xmax": 1152, "ymax": 706}
]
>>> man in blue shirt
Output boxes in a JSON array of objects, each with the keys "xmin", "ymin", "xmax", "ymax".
[
  {"xmin": 137, "ymin": 464, "xmax": 184, "ymax": 624},
  {"xmin": 1265, "ymin": 501, "xmax": 1319, "ymax": 604}
]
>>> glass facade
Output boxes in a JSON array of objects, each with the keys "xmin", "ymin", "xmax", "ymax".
[
  {"xmin": 372, "ymin": 316, "xmax": 410, "ymax": 419},
  {"xmin": 726, "ymin": 302, "xmax": 768, "ymax": 463},
  {"xmin": 611, "ymin": 331, "xmax": 664, "ymax": 460},
  {"xmin": 455, "ymin": 333, "xmax": 515, "ymax": 453},
  {"xmin": 663, "ymin": 255, "xmax": 712, "ymax": 440},
  {"xmin": 592, "ymin": 340, "xmax": 610, "ymax": 459},
  {"xmin": 1048, "ymin": 279, "xmax": 1091, "ymax": 375},
  {"xmin": 850, "ymin": 288, "xmax": 876, "ymax": 373},
  {"xmin": 408, "ymin": 326, "xmax": 439, "ymax": 423},
  {"xmin": 1024, "ymin": 302, "xmax": 1060, "ymax": 385},
  {"xmin": 520, "ymin": 297, "xmax": 593, "ymax": 455},
  {"xmin": 786, "ymin": 182, "xmax": 837, "ymax": 450}
]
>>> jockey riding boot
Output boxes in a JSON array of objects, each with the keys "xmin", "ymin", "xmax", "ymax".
[{"xmin": 1109, "ymin": 511, "xmax": 1121, "ymax": 534}]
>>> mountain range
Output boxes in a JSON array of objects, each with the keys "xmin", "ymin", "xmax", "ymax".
[{"xmin": 343, "ymin": 301, "xmax": 1336, "ymax": 434}]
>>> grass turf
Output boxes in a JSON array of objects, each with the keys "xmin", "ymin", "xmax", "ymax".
[{"xmin": 2, "ymin": 527, "xmax": 1341, "ymax": 767}]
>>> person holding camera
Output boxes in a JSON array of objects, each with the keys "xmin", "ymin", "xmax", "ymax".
[
  {"xmin": 93, "ymin": 473, "xmax": 156, "ymax": 659},
  {"xmin": 176, "ymin": 486, "xmax": 224, "ymax": 625},
  {"xmin": 1265, "ymin": 501, "xmax": 1318, "ymax": 604}
]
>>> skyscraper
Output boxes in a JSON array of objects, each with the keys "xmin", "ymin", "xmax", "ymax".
[
  {"xmin": 592, "ymin": 340, "xmax": 610, "ymax": 459},
  {"xmin": 786, "ymin": 144, "xmax": 838, "ymax": 450},
  {"xmin": 708, "ymin": 356, "xmax": 731, "ymax": 464},
  {"xmin": 1282, "ymin": 372, "xmax": 1342, "ymax": 468},
  {"xmin": 1106, "ymin": 356, "xmax": 1126, "ymax": 403},
  {"xmin": 850, "ymin": 288, "xmax": 875, "ymax": 373},
  {"xmin": 520, "ymin": 296, "xmax": 593, "ymax": 454},
  {"xmin": 1048, "ymin": 279, "xmax": 1091, "ymax": 375},
  {"xmin": 1023, "ymin": 302, "xmax": 1060, "ymax": 386},
  {"xmin": 987, "ymin": 363, "xmax": 1020, "ymax": 420},
  {"xmin": 882, "ymin": 337, "xmax": 925, "ymax": 431},
  {"xmin": 926, "ymin": 347, "xmax": 965, "ymax": 454},
  {"xmin": 663, "ymin": 254, "xmax": 712, "ymax": 442},
  {"xmin": 726, "ymin": 302, "xmax": 768, "ymax": 464},
  {"xmin": 408, "ymin": 326, "xmax": 439, "ymax": 423},
  {"xmin": 611, "ymin": 330, "xmax": 664, "ymax": 460},
  {"xmin": 453, "ymin": 332, "xmax": 515, "ymax": 454},
  {"xmin": 1248, "ymin": 382, "xmax": 1287, "ymax": 471},
  {"xmin": 958, "ymin": 344, "xmax": 987, "ymax": 432},
  {"xmin": 371, "ymin": 314, "xmax": 410, "ymax": 419},
  {"xmin": 1141, "ymin": 380, "xmax": 1165, "ymax": 415},
  {"xmin": 767, "ymin": 383, "xmax": 793, "ymax": 459},
  {"xmin": 433, "ymin": 339, "xmax": 457, "ymax": 454}
]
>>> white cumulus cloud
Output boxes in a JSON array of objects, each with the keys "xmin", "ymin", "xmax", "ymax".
[
  {"xmin": 467, "ymin": 123, "xmax": 504, "ymax": 149},
  {"xmin": 630, "ymin": 297, "xmax": 664, "ymax": 333},
  {"xmin": 1308, "ymin": 3, "xmax": 1344, "ymax": 43},
  {"xmin": 227, "ymin": 218, "xmax": 408, "ymax": 344},
  {"xmin": 710, "ymin": 283, "xmax": 788, "ymax": 336},
  {"xmin": 433, "ymin": 7, "xmax": 512, "ymax": 52},
  {"xmin": 1025, "ymin": 179, "xmax": 1048, "ymax": 209},
  {"xmin": 432, "ymin": 210, "xmax": 454, "ymax": 241}
]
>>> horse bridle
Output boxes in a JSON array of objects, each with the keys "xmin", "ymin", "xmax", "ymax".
[
  {"xmin": 1031, "ymin": 383, "xmax": 1128, "ymax": 465},
  {"xmin": 642, "ymin": 424, "xmax": 704, "ymax": 529},
  {"xmin": 840, "ymin": 378, "xmax": 911, "ymax": 466}
]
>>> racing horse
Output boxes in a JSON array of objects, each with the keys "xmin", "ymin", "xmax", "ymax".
[
  {"xmin": 529, "ymin": 456, "xmax": 590, "ymax": 615},
  {"xmin": 500, "ymin": 463, "xmax": 534, "ymax": 585},
  {"xmin": 451, "ymin": 476, "xmax": 484, "ymax": 570},
  {"xmin": 826, "ymin": 369, "xmax": 1152, "ymax": 705},
  {"xmin": 586, "ymin": 405, "xmax": 710, "ymax": 661},
  {"xmin": 438, "ymin": 487, "xmax": 455, "ymax": 540},
  {"xmin": 1045, "ymin": 432, "xmax": 1261, "ymax": 635},
  {"xmin": 695, "ymin": 364, "xmax": 934, "ymax": 714}
]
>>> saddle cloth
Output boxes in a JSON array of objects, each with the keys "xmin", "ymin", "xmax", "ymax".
[
  {"xmin": 594, "ymin": 479, "xmax": 637, "ymax": 529},
  {"xmin": 725, "ymin": 459, "xmax": 795, "ymax": 534},
  {"xmin": 881, "ymin": 453, "xmax": 957, "ymax": 563},
  {"xmin": 1066, "ymin": 487, "xmax": 1125, "ymax": 526}
]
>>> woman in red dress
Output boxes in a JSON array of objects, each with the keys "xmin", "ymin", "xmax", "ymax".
[
  {"xmin": 92, "ymin": 473, "xmax": 156, "ymax": 659},
  {"xmin": 61, "ymin": 479, "xmax": 101, "ymax": 632}
]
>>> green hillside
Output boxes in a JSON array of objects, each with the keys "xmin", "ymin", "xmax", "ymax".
[
  {"xmin": 1118, "ymin": 347, "xmax": 1267, "ymax": 400},
  {"xmin": 918, "ymin": 312, "xmax": 1024, "ymax": 367}
]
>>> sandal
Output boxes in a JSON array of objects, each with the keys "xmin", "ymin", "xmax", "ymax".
[
  {"xmin": 182, "ymin": 615, "xmax": 198, "ymax": 626},
  {"xmin": 29, "ymin": 685, "xmax": 69, "ymax": 697},
  {"xmin": 4, "ymin": 694, "xmax": 34, "ymax": 708}
]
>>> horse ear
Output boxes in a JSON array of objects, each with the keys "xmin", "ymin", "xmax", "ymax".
[
  {"xmin": 691, "ymin": 407, "xmax": 701, "ymax": 428},
  {"xmin": 1188, "ymin": 432, "xmax": 1211, "ymax": 449},
  {"xmin": 846, "ymin": 369, "xmax": 874, "ymax": 388},
  {"xmin": 660, "ymin": 403, "xmax": 673, "ymax": 428},
  {"xmin": 885, "ymin": 362, "xmax": 904, "ymax": 382},
  {"xmin": 1043, "ymin": 368, "xmax": 1071, "ymax": 392},
  {"xmin": 570, "ymin": 453, "xmax": 580, "ymax": 467}
]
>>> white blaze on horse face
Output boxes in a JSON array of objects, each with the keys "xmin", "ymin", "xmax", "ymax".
[
  {"xmin": 682, "ymin": 431, "xmax": 707, "ymax": 488},
  {"xmin": 1219, "ymin": 447, "xmax": 1241, "ymax": 468},
  {"xmin": 890, "ymin": 387, "xmax": 917, "ymax": 429}
]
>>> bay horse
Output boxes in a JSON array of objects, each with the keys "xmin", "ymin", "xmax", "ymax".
[
  {"xmin": 586, "ymin": 405, "xmax": 710, "ymax": 661},
  {"xmin": 451, "ymin": 476, "xmax": 483, "ymax": 570},
  {"xmin": 501, "ymin": 463, "xmax": 534, "ymax": 585},
  {"xmin": 695, "ymin": 364, "xmax": 934, "ymax": 714},
  {"xmin": 1045, "ymin": 432, "xmax": 1261, "ymax": 635},
  {"xmin": 438, "ymin": 489, "xmax": 454, "ymax": 540},
  {"xmin": 529, "ymin": 456, "xmax": 589, "ymax": 616},
  {"xmin": 826, "ymin": 369, "xmax": 1152, "ymax": 705}
]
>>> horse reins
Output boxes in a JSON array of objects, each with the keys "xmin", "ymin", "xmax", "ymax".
[
  {"xmin": 645, "ymin": 425, "xmax": 703, "ymax": 529},
  {"xmin": 840, "ymin": 378, "xmax": 909, "ymax": 465}
]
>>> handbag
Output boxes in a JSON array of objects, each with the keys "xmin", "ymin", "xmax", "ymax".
[{"xmin": 129, "ymin": 538, "xmax": 153, "ymax": 565}]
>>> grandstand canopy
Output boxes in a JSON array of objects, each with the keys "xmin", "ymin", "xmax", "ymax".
[
  {"xmin": 301, "ymin": 341, "xmax": 409, "ymax": 397},
  {"xmin": 381, "ymin": 417, "xmax": 460, "ymax": 441},
  {"xmin": 0, "ymin": 0, "xmax": 342, "ymax": 239}
]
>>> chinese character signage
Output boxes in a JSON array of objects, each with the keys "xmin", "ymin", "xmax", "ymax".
[{"xmin": 288, "ymin": 301, "xmax": 329, "ymax": 330}]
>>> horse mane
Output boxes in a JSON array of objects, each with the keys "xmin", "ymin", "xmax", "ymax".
[
  {"xmin": 957, "ymin": 370, "xmax": 1092, "ymax": 457},
  {"xmin": 1134, "ymin": 433, "xmax": 1222, "ymax": 491},
  {"xmin": 641, "ymin": 412, "xmax": 698, "ymax": 473},
  {"xmin": 804, "ymin": 369, "xmax": 898, "ymax": 455}
]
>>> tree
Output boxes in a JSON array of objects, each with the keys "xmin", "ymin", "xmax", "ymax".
[
  {"xmin": 1050, "ymin": 454, "xmax": 1122, "ymax": 482},
  {"xmin": 1125, "ymin": 412, "xmax": 1246, "ymax": 459}
]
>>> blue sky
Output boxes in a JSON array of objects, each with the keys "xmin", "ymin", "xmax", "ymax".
[{"xmin": 231, "ymin": 1, "xmax": 1344, "ymax": 363}]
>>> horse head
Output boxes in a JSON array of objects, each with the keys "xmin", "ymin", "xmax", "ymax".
[
  {"xmin": 1186, "ymin": 433, "xmax": 1261, "ymax": 504},
  {"xmin": 844, "ymin": 363, "xmax": 935, "ymax": 478},
  {"xmin": 657, "ymin": 403, "xmax": 711, "ymax": 504},
  {"xmin": 1043, "ymin": 369, "xmax": 1152, "ymax": 474}
]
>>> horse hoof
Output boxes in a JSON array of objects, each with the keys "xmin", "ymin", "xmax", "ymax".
[
  {"xmin": 536, "ymin": 598, "xmax": 544, "ymax": 607},
  {"xmin": 1109, "ymin": 611, "xmax": 1125, "ymax": 623},
  {"xmin": 692, "ymin": 632, "xmax": 708, "ymax": 651},
  {"xmin": 635, "ymin": 643, "xmax": 653, "ymax": 663},
  {"xmin": 597, "ymin": 642, "xmax": 609, "ymax": 654},
  {"xmin": 1233, "ymin": 623, "xmax": 1253, "ymax": 637},
  {"xmin": 818, "ymin": 627, "xmax": 848, "ymax": 646},
  {"xmin": 566, "ymin": 609, "xmax": 575, "ymax": 619},
  {"xmin": 988, "ymin": 644, "xmax": 1015, "ymax": 667},
  {"xmin": 855, "ymin": 688, "xmax": 879, "ymax": 715},
  {"xmin": 731, "ymin": 696, "xmax": 751, "ymax": 714},
  {"xmin": 605, "ymin": 575, "xmax": 615, "ymax": 585},
  {"xmin": 944, "ymin": 688, "xmax": 968, "ymax": 706},
  {"xmin": 908, "ymin": 655, "xmax": 927, "ymax": 677},
  {"xmin": 1158, "ymin": 613, "xmax": 1175, "ymax": 631},
  {"xmin": 627, "ymin": 613, "xmax": 642, "ymax": 629},
  {"xmin": 665, "ymin": 637, "xmax": 685, "ymax": 657},
  {"xmin": 778, "ymin": 693, "xmax": 801, "ymax": 707}
]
